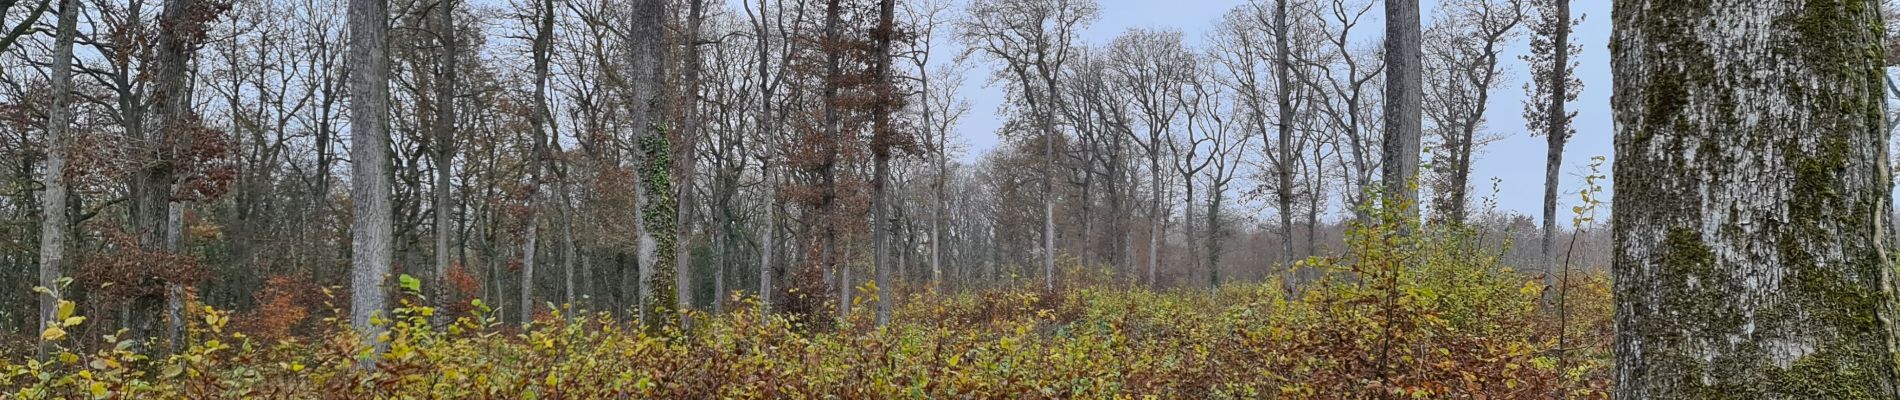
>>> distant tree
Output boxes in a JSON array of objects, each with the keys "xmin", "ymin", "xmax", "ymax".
[
  {"xmin": 1521, "ymin": 0, "xmax": 1578, "ymax": 301},
  {"xmin": 1421, "ymin": 0, "xmax": 1523, "ymax": 225},
  {"xmin": 958, "ymin": 0, "xmax": 1098, "ymax": 290}
]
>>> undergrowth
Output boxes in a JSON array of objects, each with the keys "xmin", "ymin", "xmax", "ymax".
[{"xmin": 4, "ymin": 201, "xmax": 1613, "ymax": 399}]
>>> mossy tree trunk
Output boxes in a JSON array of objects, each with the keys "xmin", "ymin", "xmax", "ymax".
[{"xmin": 1610, "ymin": 0, "xmax": 1900, "ymax": 397}]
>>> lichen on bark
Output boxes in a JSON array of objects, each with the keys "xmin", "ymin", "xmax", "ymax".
[{"xmin": 1611, "ymin": 0, "xmax": 1900, "ymax": 398}]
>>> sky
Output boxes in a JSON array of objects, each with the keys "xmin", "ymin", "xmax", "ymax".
[{"xmin": 941, "ymin": 0, "xmax": 1616, "ymax": 225}]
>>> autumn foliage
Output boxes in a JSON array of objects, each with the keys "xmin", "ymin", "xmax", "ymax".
[{"xmin": 5, "ymin": 210, "xmax": 1611, "ymax": 399}]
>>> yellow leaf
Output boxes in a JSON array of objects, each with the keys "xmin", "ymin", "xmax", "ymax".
[
  {"xmin": 41, "ymin": 326, "xmax": 66, "ymax": 342},
  {"xmin": 63, "ymin": 316, "xmax": 84, "ymax": 327},
  {"xmin": 56, "ymin": 300, "xmax": 75, "ymax": 320},
  {"xmin": 90, "ymin": 382, "xmax": 107, "ymax": 398}
]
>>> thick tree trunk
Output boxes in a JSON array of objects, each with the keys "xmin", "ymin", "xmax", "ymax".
[
  {"xmin": 1381, "ymin": 0, "xmax": 1421, "ymax": 216},
  {"xmin": 346, "ymin": 0, "xmax": 393, "ymax": 364},
  {"xmin": 148, "ymin": 0, "xmax": 205, "ymax": 353},
  {"xmin": 1610, "ymin": 0, "xmax": 1900, "ymax": 397},
  {"xmin": 37, "ymin": 0, "xmax": 77, "ymax": 358},
  {"xmin": 628, "ymin": 0, "xmax": 666, "ymax": 327}
]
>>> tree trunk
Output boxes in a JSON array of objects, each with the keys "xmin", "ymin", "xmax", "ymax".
[
  {"xmin": 1273, "ymin": 0, "xmax": 1298, "ymax": 286},
  {"xmin": 346, "ymin": 0, "xmax": 393, "ymax": 364},
  {"xmin": 628, "ymin": 0, "xmax": 667, "ymax": 328},
  {"xmin": 521, "ymin": 0, "xmax": 554, "ymax": 325},
  {"xmin": 871, "ymin": 0, "xmax": 897, "ymax": 326},
  {"xmin": 1538, "ymin": 0, "xmax": 1571, "ymax": 305},
  {"xmin": 675, "ymin": 0, "xmax": 705, "ymax": 322},
  {"xmin": 1610, "ymin": 0, "xmax": 1900, "ymax": 397},
  {"xmin": 1381, "ymin": 0, "xmax": 1421, "ymax": 217},
  {"xmin": 37, "ymin": 0, "xmax": 77, "ymax": 358},
  {"xmin": 430, "ymin": 0, "xmax": 457, "ymax": 325}
]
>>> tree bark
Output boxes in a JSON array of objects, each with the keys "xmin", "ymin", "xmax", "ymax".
[
  {"xmin": 1537, "ymin": 0, "xmax": 1572, "ymax": 304},
  {"xmin": 347, "ymin": 0, "xmax": 393, "ymax": 364},
  {"xmin": 1380, "ymin": 0, "xmax": 1421, "ymax": 217},
  {"xmin": 871, "ymin": 0, "xmax": 897, "ymax": 326},
  {"xmin": 627, "ymin": 0, "xmax": 667, "ymax": 328},
  {"xmin": 430, "ymin": 0, "xmax": 458, "ymax": 325},
  {"xmin": 1611, "ymin": 0, "xmax": 1900, "ymax": 397},
  {"xmin": 675, "ymin": 0, "xmax": 705, "ymax": 322},
  {"xmin": 1273, "ymin": 0, "xmax": 1297, "ymax": 285},
  {"xmin": 36, "ymin": 0, "xmax": 77, "ymax": 358}
]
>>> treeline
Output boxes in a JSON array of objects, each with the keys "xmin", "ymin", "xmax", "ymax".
[{"xmin": 0, "ymin": 0, "xmax": 1608, "ymax": 351}]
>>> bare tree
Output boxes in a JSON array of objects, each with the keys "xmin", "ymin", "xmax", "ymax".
[
  {"xmin": 1421, "ymin": 0, "xmax": 1523, "ymax": 225},
  {"xmin": 1302, "ymin": 0, "xmax": 1381, "ymax": 222},
  {"xmin": 871, "ymin": 0, "xmax": 900, "ymax": 326},
  {"xmin": 1105, "ymin": 28, "xmax": 1190, "ymax": 286},
  {"xmin": 959, "ymin": 0, "xmax": 1097, "ymax": 291}
]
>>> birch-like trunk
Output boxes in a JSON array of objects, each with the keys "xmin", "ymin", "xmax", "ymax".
[{"xmin": 1611, "ymin": 0, "xmax": 1900, "ymax": 397}]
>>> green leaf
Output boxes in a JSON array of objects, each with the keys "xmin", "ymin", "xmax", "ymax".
[{"xmin": 399, "ymin": 274, "xmax": 422, "ymax": 294}]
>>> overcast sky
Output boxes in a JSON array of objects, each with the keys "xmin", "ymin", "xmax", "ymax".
[{"xmin": 938, "ymin": 0, "xmax": 1615, "ymax": 225}]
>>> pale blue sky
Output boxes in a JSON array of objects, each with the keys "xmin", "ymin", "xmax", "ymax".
[{"xmin": 944, "ymin": 0, "xmax": 1615, "ymax": 225}]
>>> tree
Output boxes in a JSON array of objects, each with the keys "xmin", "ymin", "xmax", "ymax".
[
  {"xmin": 959, "ymin": 0, "xmax": 1098, "ymax": 291},
  {"xmin": 0, "ymin": 0, "xmax": 52, "ymax": 54},
  {"xmin": 870, "ymin": 0, "xmax": 900, "ymax": 326},
  {"xmin": 35, "ymin": 0, "xmax": 78, "ymax": 358},
  {"xmin": 1421, "ymin": 0, "xmax": 1523, "ymax": 224},
  {"xmin": 674, "ymin": 0, "xmax": 705, "ymax": 322},
  {"xmin": 1610, "ymin": 0, "xmax": 1900, "ymax": 397},
  {"xmin": 1269, "ymin": 0, "xmax": 1298, "ymax": 272},
  {"xmin": 428, "ymin": 0, "xmax": 458, "ymax": 325},
  {"xmin": 1380, "ymin": 0, "xmax": 1420, "ymax": 215},
  {"xmin": 1105, "ymin": 28, "xmax": 1191, "ymax": 287},
  {"xmin": 1523, "ymin": 0, "xmax": 1578, "ymax": 301},
  {"xmin": 519, "ymin": 0, "xmax": 556, "ymax": 326},
  {"xmin": 346, "ymin": 0, "xmax": 393, "ymax": 363}
]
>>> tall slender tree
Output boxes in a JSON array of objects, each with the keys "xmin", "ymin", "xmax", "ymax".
[
  {"xmin": 428, "ymin": 0, "xmax": 458, "ymax": 324},
  {"xmin": 871, "ymin": 0, "xmax": 899, "ymax": 326},
  {"xmin": 36, "ymin": 0, "xmax": 79, "ymax": 358},
  {"xmin": 1524, "ymin": 0, "xmax": 1577, "ymax": 301}
]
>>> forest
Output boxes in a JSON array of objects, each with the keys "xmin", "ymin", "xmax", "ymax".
[{"xmin": 0, "ymin": 0, "xmax": 1894, "ymax": 397}]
